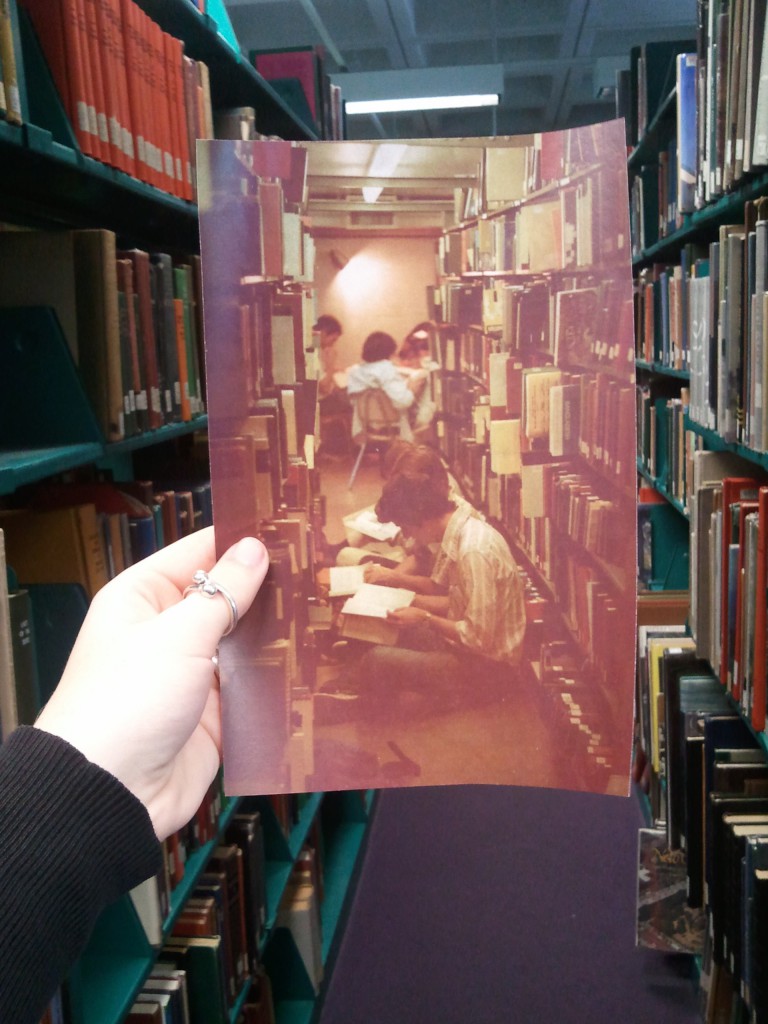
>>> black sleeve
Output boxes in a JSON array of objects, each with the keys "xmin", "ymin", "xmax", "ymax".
[{"xmin": 0, "ymin": 726, "xmax": 163, "ymax": 1024}]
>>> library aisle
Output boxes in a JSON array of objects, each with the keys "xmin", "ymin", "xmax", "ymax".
[
  {"xmin": 315, "ymin": 451, "xmax": 700, "ymax": 1021},
  {"xmin": 318, "ymin": 779, "xmax": 701, "ymax": 1022}
]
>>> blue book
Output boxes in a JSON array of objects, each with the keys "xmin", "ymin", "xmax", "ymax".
[{"xmin": 676, "ymin": 52, "xmax": 698, "ymax": 215}]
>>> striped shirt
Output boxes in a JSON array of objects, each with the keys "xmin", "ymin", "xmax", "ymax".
[{"xmin": 432, "ymin": 504, "xmax": 526, "ymax": 665}]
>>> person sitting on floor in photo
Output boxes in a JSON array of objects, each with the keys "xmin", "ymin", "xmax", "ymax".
[
  {"xmin": 346, "ymin": 331, "xmax": 425, "ymax": 445},
  {"xmin": 362, "ymin": 443, "xmax": 483, "ymax": 590},
  {"xmin": 316, "ymin": 462, "xmax": 526, "ymax": 720}
]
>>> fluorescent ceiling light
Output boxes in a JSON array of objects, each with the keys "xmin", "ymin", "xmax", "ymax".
[
  {"xmin": 347, "ymin": 94, "xmax": 499, "ymax": 115},
  {"xmin": 362, "ymin": 185, "xmax": 383, "ymax": 202},
  {"xmin": 333, "ymin": 64, "xmax": 504, "ymax": 116}
]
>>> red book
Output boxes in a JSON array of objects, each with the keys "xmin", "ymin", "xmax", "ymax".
[
  {"xmin": 732, "ymin": 500, "xmax": 758, "ymax": 701},
  {"xmin": 752, "ymin": 486, "xmax": 768, "ymax": 733},
  {"xmin": 119, "ymin": 0, "xmax": 149, "ymax": 183},
  {"xmin": 151, "ymin": 20, "xmax": 174, "ymax": 194},
  {"xmin": 720, "ymin": 477, "xmax": 762, "ymax": 686},
  {"xmin": 92, "ymin": 0, "xmax": 126, "ymax": 171},
  {"xmin": 117, "ymin": 248, "xmax": 163, "ymax": 429},
  {"xmin": 23, "ymin": 0, "xmax": 96, "ymax": 155},
  {"xmin": 133, "ymin": 3, "xmax": 158, "ymax": 188},
  {"xmin": 181, "ymin": 54, "xmax": 199, "ymax": 197},
  {"xmin": 71, "ymin": 0, "xmax": 103, "ymax": 160},
  {"xmin": 116, "ymin": 257, "xmax": 148, "ymax": 432},
  {"xmin": 163, "ymin": 30, "xmax": 189, "ymax": 200},
  {"xmin": 100, "ymin": 0, "xmax": 137, "ymax": 176},
  {"xmin": 82, "ymin": 0, "xmax": 112, "ymax": 164}
]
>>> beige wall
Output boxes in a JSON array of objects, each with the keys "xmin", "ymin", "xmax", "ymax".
[{"xmin": 312, "ymin": 234, "xmax": 438, "ymax": 368}]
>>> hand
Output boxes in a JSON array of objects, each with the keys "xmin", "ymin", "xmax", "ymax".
[
  {"xmin": 387, "ymin": 605, "xmax": 430, "ymax": 626},
  {"xmin": 363, "ymin": 563, "xmax": 396, "ymax": 585},
  {"xmin": 35, "ymin": 527, "xmax": 268, "ymax": 841}
]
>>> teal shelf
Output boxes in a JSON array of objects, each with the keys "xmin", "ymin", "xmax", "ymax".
[
  {"xmin": 104, "ymin": 417, "xmax": 209, "ymax": 456},
  {"xmin": 0, "ymin": 444, "xmax": 105, "ymax": 494},
  {"xmin": 684, "ymin": 416, "xmax": 768, "ymax": 474},
  {"xmin": 166, "ymin": 796, "xmax": 240, "ymax": 929},
  {"xmin": 319, "ymin": 820, "xmax": 368, "ymax": 961},
  {"xmin": 0, "ymin": 423, "xmax": 209, "ymax": 496},
  {"xmin": 274, "ymin": 999, "xmax": 315, "ymax": 1024},
  {"xmin": 633, "ymin": 168, "xmax": 768, "ymax": 268},
  {"xmin": 636, "ymin": 359, "xmax": 690, "ymax": 380},
  {"xmin": 636, "ymin": 460, "xmax": 688, "ymax": 518}
]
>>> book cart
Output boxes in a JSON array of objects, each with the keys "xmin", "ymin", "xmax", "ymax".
[
  {"xmin": 626, "ymin": 23, "xmax": 768, "ymax": 1020},
  {"xmin": 0, "ymin": 2, "xmax": 373, "ymax": 1022}
]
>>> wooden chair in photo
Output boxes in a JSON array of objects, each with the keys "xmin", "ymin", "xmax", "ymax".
[{"xmin": 347, "ymin": 388, "xmax": 402, "ymax": 489}]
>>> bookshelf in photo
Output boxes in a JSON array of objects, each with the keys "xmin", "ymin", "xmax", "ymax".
[{"xmin": 197, "ymin": 126, "xmax": 638, "ymax": 801}]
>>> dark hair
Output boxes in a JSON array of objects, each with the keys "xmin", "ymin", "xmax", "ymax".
[
  {"xmin": 314, "ymin": 314, "xmax": 342, "ymax": 335},
  {"xmin": 381, "ymin": 439, "xmax": 415, "ymax": 479},
  {"xmin": 376, "ymin": 462, "xmax": 454, "ymax": 527},
  {"xmin": 362, "ymin": 331, "xmax": 397, "ymax": 363}
]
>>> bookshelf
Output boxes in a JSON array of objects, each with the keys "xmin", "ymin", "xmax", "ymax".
[
  {"xmin": 425, "ymin": 122, "xmax": 637, "ymax": 795},
  {"xmin": 626, "ymin": 19, "xmax": 768, "ymax": 1016},
  {"xmin": 0, "ymin": 2, "xmax": 371, "ymax": 1022}
]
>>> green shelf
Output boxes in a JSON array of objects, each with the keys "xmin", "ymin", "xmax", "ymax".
[
  {"xmin": 633, "ymin": 168, "xmax": 768, "ymax": 268},
  {"xmin": 104, "ymin": 417, "xmax": 209, "ymax": 456},
  {"xmin": 684, "ymin": 416, "xmax": 768, "ymax": 474},
  {"xmin": 635, "ymin": 359, "xmax": 690, "ymax": 380},
  {"xmin": 0, "ymin": 445, "xmax": 105, "ymax": 494},
  {"xmin": 319, "ymin": 820, "xmax": 367, "ymax": 961}
]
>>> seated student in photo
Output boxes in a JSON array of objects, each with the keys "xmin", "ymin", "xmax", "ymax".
[
  {"xmin": 315, "ymin": 314, "xmax": 345, "ymax": 407},
  {"xmin": 346, "ymin": 331, "xmax": 425, "ymax": 444},
  {"xmin": 361, "ymin": 443, "xmax": 483, "ymax": 590},
  {"xmin": 395, "ymin": 322, "xmax": 438, "ymax": 434},
  {"xmin": 317, "ymin": 464, "xmax": 526, "ymax": 717}
]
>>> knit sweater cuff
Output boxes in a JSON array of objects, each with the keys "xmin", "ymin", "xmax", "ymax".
[{"xmin": 0, "ymin": 726, "xmax": 162, "ymax": 1022}]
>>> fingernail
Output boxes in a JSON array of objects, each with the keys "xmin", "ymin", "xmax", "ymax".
[{"xmin": 232, "ymin": 536, "xmax": 267, "ymax": 568}]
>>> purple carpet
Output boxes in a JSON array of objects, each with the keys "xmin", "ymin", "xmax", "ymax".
[{"xmin": 319, "ymin": 786, "xmax": 702, "ymax": 1024}]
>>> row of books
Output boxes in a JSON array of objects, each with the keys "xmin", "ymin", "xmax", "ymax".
[
  {"xmin": 439, "ymin": 170, "xmax": 626, "ymax": 280},
  {"xmin": 432, "ymin": 281, "xmax": 632, "ymax": 377},
  {"xmin": 251, "ymin": 45, "xmax": 343, "ymax": 141},
  {"xmin": 0, "ymin": 476, "xmax": 212, "ymax": 740},
  {"xmin": 21, "ymin": 0, "xmax": 214, "ymax": 200},
  {"xmin": 636, "ymin": 386, "xmax": 702, "ymax": 511},
  {"xmin": 635, "ymin": 199, "xmax": 768, "ymax": 454},
  {"xmin": 635, "ymin": 617, "xmax": 768, "ymax": 1023},
  {"xmin": 688, "ymin": 450, "xmax": 768, "ymax": 734},
  {"xmin": 0, "ymin": 228, "xmax": 206, "ymax": 442},
  {"xmin": 479, "ymin": 121, "xmax": 620, "ymax": 211}
]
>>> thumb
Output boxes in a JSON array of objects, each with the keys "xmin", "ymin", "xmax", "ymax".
[{"xmin": 161, "ymin": 536, "xmax": 269, "ymax": 654}]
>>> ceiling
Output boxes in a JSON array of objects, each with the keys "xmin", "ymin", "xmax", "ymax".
[{"xmin": 224, "ymin": 0, "xmax": 697, "ymax": 142}]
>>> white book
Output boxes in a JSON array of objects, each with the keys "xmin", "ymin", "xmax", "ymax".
[{"xmin": 328, "ymin": 564, "xmax": 366, "ymax": 597}]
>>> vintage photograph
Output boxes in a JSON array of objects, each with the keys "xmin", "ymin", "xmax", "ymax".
[{"xmin": 198, "ymin": 121, "xmax": 637, "ymax": 796}]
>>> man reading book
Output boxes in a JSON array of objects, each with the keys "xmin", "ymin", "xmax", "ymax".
[{"xmin": 316, "ymin": 461, "xmax": 526, "ymax": 719}]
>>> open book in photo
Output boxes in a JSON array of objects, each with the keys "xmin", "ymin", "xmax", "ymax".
[
  {"xmin": 342, "ymin": 507, "xmax": 400, "ymax": 543},
  {"xmin": 328, "ymin": 564, "xmax": 366, "ymax": 597},
  {"xmin": 339, "ymin": 583, "xmax": 415, "ymax": 646}
]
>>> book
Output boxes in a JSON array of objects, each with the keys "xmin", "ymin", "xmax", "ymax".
[
  {"xmin": 676, "ymin": 52, "xmax": 698, "ymax": 215},
  {"xmin": 338, "ymin": 583, "xmax": 415, "ymax": 647},
  {"xmin": 0, "ymin": 504, "xmax": 109, "ymax": 599}
]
